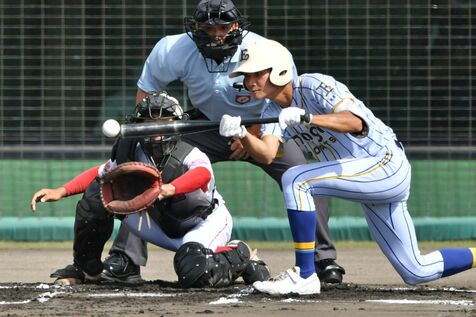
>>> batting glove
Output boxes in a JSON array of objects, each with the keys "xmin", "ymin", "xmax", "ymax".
[
  {"xmin": 219, "ymin": 115, "xmax": 247, "ymax": 139},
  {"xmin": 279, "ymin": 107, "xmax": 307, "ymax": 129}
]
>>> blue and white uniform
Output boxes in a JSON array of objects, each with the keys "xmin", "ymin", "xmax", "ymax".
[{"xmin": 261, "ymin": 73, "xmax": 476, "ymax": 285}]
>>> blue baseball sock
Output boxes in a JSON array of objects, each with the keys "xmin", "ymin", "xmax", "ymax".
[
  {"xmin": 440, "ymin": 248, "xmax": 476, "ymax": 277},
  {"xmin": 287, "ymin": 209, "xmax": 316, "ymax": 279}
]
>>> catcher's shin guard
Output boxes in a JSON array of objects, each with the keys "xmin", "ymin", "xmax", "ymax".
[
  {"xmin": 173, "ymin": 241, "xmax": 251, "ymax": 288},
  {"xmin": 73, "ymin": 180, "xmax": 114, "ymax": 276}
]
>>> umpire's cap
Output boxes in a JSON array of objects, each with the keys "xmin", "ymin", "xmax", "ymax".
[{"xmin": 229, "ymin": 39, "xmax": 294, "ymax": 86}]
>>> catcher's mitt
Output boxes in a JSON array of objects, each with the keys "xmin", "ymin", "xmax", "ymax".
[{"xmin": 100, "ymin": 162, "xmax": 162, "ymax": 215}]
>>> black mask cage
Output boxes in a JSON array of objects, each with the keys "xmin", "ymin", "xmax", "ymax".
[
  {"xmin": 126, "ymin": 91, "xmax": 187, "ymax": 164},
  {"xmin": 184, "ymin": 0, "xmax": 250, "ymax": 73},
  {"xmin": 142, "ymin": 135, "xmax": 179, "ymax": 168}
]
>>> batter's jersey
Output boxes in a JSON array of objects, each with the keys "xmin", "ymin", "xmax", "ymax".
[
  {"xmin": 261, "ymin": 73, "xmax": 397, "ymax": 162},
  {"xmin": 137, "ymin": 32, "xmax": 268, "ymax": 121}
]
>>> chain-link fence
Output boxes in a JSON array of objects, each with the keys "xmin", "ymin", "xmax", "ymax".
[{"xmin": 1, "ymin": 0, "xmax": 475, "ymax": 218}]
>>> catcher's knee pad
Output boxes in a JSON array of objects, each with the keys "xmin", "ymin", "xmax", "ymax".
[
  {"xmin": 173, "ymin": 241, "xmax": 250, "ymax": 288},
  {"xmin": 73, "ymin": 180, "xmax": 114, "ymax": 275}
]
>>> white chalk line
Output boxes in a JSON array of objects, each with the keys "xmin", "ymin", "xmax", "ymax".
[
  {"xmin": 367, "ymin": 299, "xmax": 474, "ymax": 306},
  {"xmin": 376, "ymin": 286, "xmax": 476, "ymax": 293},
  {"xmin": 89, "ymin": 292, "xmax": 178, "ymax": 298},
  {"xmin": 253, "ymin": 286, "xmax": 476, "ymax": 306},
  {"xmin": 209, "ymin": 286, "xmax": 254, "ymax": 305},
  {"xmin": 0, "ymin": 291, "xmax": 65, "ymax": 305},
  {"xmin": 0, "ymin": 284, "xmax": 65, "ymax": 305},
  {"xmin": 1, "ymin": 284, "xmax": 476, "ymax": 306}
]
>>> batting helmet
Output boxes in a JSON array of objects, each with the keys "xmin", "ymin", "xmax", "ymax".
[{"xmin": 229, "ymin": 39, "xmax": 294, "ymax": 86}]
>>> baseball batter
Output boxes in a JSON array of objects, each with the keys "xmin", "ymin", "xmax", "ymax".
[{"xmin": 219, "ymin": 39, "xmax": 476, "ymax": 295}]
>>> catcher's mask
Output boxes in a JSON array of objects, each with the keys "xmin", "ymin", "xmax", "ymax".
[
  {"xmin": 127, "ymin": 92, "xmax": 188, "ymax": 163},
  {"xmin": 184, "ymin": 0, "xmax": 250, "ymax": 73}
]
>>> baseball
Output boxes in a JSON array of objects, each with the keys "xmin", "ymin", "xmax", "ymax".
[{"xmin": 102, "ymin": 119, "xmax": 121, "ymax": 138}]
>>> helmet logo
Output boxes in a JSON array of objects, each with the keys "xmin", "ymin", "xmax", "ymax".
[
  {"xmin": 235, "ymin": 94, "xmax": 251, "ymax": 104},
  {"xmin": 240, "ymin": 49, "xmax": 249, "ymax": 61}
]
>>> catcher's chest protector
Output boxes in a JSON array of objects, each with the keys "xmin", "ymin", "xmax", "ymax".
[
  {"xmin": 112, "ymin": 138, "xmax": 191, "ymax": 182},
  {"xmin": 113, "ymin": 139, "xmax": 212, "ymax": 238},
  {"xmin": 157, "ymin": 141, "xmax": 193, "ymax": 183}
]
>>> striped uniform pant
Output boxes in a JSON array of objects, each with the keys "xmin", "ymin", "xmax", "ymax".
[{"xmin": 282, "ymin": 140, "xmax": 454, "ymax": 285}]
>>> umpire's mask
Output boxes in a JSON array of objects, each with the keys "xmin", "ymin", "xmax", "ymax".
[{"xmin": 184, "ymin": 0, "xmax": 250, "ymax": 73}]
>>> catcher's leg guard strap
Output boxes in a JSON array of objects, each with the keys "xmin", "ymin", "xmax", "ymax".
[
  {"xmin": 173, "ymin": 241, "xmax": 250, "ymax": 288},
  {"xmin": 73, "ymin": 180, "xmax": 114, "ymax": 276}
]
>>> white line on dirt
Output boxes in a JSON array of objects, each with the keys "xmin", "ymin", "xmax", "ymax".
[
  {"xmin": 0, "ymin": 284, "xmax": 61, "ymax": 290},
  {"xmin": 89, "ymin": 292, "xmax": 178, "ymax": 298},
  {"xmin": 367, "ymin": 299, "xmax": 474, "ymax": 306},
  {"xmin": 208, "ymin": 286, "xmax": 254, "ymax": 305},
  {"xmin": 0, "ymin": 299, "xmax": 31, "ymax": 305},
  {"xmin": 209, "ymin": 297, "xmax": 242, "ymax": 304},
  {"xmin": 377, "ymin": 286, "xmax": 476, "ymax": 293},
  {"xmin": 281, "ymin": 298, "xmax": 320, "ymax": 303},
  {"xmin": 0, "ymin": 291, "xmax": 64, "ymax": 305}
]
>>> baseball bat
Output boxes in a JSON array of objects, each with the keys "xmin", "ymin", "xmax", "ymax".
[{"xmin": 109, "ymin": 113, "xmax": 311, "ymax": 138}]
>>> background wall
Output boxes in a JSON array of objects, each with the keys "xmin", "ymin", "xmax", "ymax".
[{"xmin": 0, "ymin": 1, "xmax": 475, "ymax": 233}]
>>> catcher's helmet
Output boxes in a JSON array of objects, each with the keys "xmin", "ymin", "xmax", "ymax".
[
  {"xmin": 229, "ymin": 39, "xmax": 294, "ymax": 86},
  {"xmin": 128, "ymin": 92, "xmax": 184, "ymax": 123},
  {"xmin": 184, "ymin": 0, "xmax": 250, "ymax": 73},
  {"xmin": 128, "ymin": 92, "xmax": 186, "ymax": 164}
]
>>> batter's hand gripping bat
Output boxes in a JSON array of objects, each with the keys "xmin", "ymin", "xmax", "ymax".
[{"xmin": 102, "ymin": 113, "xmax": 312, "ymax": 138}]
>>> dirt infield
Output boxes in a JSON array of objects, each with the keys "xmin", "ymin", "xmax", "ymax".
[{"xmin": 1, "ymin": 242, "xmax": 476, "ymax": 316}]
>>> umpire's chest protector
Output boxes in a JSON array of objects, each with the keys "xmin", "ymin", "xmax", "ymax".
[{"xmin": 112, "ymin": 138, "xmax": 214, "ymax": 238}]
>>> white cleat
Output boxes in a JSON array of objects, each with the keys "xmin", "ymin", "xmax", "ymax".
[{"xmin": 253, "ymin": 266, "xmax": 321, "ymax": 295}]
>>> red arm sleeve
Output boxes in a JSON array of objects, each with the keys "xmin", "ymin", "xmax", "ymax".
[
  {"xmin": 63, "ymin": 166, "xmax": 99, "ymax": 196},
  {"xmin": 170, "ymin": 166, "xmax": 211, "ymax": 195}
]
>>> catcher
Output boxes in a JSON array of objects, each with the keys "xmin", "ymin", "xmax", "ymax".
[{"xmin": 30, "ymin": 92, "xmax": 270, "ymax": 288}]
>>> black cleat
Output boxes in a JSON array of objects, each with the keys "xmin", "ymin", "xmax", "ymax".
[
  {"xmin": 101, "ymin": 252, "xmax": 144, "ymax": 284},
  {"xmin": 50, "ymin": 263, "xmax": 101, "ymax": 285},
  {"xmin": 315, "ymin": 259, "xmax": 345, "ymax": 284}
]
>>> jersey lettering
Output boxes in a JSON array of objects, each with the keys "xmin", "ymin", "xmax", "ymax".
[
  {"xmin": 316, "ymin": 82, "xmax": 334, "ymax": 97},
  {"xmin": 308, "ymin": 126, "xmax": 325, "ymax": 142},
  {"xmin": 291, "ymin": 126, "xmax": 337, "ymax": 158}
]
